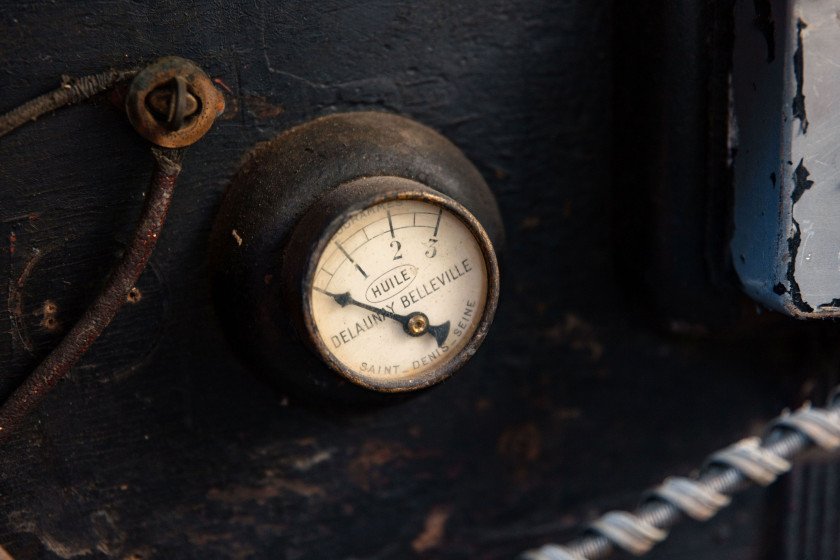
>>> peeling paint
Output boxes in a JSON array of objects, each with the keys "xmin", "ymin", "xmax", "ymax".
[
  {"xmin": 790, "ymin": 159, "xmax": 813, "ymax": 203},
  {"xmin": 8, "ymin": 511, "xmax": 93, "ymax": 559},
  {"xmin": 786, "ymin": 218, "xmax": 813, "ymax": 312},
  {"xmin": 786, "ymin": 160, "xmax": 814, "ymax": 313}
]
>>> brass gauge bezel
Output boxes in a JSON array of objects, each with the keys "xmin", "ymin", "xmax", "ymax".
[{"xmin": 297, "ymin": 178, "xmax": 500, "ymax": 393}]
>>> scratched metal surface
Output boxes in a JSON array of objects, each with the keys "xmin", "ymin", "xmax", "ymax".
[
  {"xmin": 732, "ymin": 0, "xmax": 840, "ymax": 317},
  {"xmin": 0, "ymin": 1, "xmax": 836, "ymax": 559}
]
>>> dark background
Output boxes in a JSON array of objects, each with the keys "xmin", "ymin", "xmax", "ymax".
[{"xmin": 0, "ymin": 1, "xmax": 837, "ymax": 558}]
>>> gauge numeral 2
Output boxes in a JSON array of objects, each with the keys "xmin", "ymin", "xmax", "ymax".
[
  {"xmin": 390, "ymin": 240, "xmax": 403, "ymax": 260},
  {"xmin": 424, "ymin": 238, "xmax": 438, "ymax": 258}
]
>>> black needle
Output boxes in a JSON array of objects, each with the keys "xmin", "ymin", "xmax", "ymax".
[{"xmin": 316, "ymin": 289, "xmax": 450, "ymax": 347}]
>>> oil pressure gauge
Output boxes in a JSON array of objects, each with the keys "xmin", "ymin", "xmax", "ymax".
[
  {"xmin": 291, "ymin": 178, "xmax": 499, "ymax": 391},
  {"xmin": 209, "ymin": 112, "xmax": 503, "ymax": 400}
]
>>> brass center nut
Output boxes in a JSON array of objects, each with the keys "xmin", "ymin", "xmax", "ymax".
[
  {"xmin": 407, "ymin": 313, "xmax": 429, "ymax": 336},
  {"xmin": 126, "ymin": 57, "xmax": 225, "ymax": 148}
]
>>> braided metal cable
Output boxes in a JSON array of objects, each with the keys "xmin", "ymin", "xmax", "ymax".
[
  {"xmin": 522, "ymin": 392, "xmax": 840, "ymax": 560},
  {"xmin": 0, "ymin": 67, "xmax": 137, "ymax": 138}
]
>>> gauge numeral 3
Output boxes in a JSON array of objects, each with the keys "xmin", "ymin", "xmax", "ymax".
[
  {"xmin": 424, "ymin": 238, "xmax": 438, "ymax": 258},
  {"xmin": 390, "ymin": 240, "xmax": 403, "ymax": 260}
]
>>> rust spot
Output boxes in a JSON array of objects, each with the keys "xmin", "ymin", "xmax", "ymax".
[
  {"xmin": 562, "ymin": 201, "xmax": 573, "ymax": 218},
  {"xmin": 544, "ymin": 313, "xmax": 604, "ymax": 361},
  {"xmin": 188, "ymin": 531, "xmax": 235, "ymax": 546},
  {"xmin": 264, "ymin": 274, "xmax": 273, "ymax": 285},
  {"xmin": 126, "ymin": 287, "xmax": 142, "ymax": 303},
  {"xmin": 213, "ymin": 78, "xmax": 233, "ymax": 94},
  {"xmin": 497, "ymin": 422, "xmax": 541, "ymax": 462},
  {"xmin": 186, "ymin": 531, "xmax": 259, "ymax": 559},
  {"xmin": 347, "ymin": 439, "xmax": 412, "ymax": 491},
  {"xmin": 411, "ymin": 505, "xmax": 453, "ymax": 553},
  {"xmin": 243, "ymin": 94, "xmax": 284, "ymax": 119},
  {"xmin": 492, "ymin": 167, "xmax": 508, "ymax": 180},
  {"xmin": 521, "ymin": 216, "xmax": 541, "ymax": 230},
  {"xmin": 553, "ymin": 408, "xmax": 582, "ymax": 421},
  {"xmin": 39, "ymin": 300, "xmax": 60, "ymax": 332},
  {"xmin": 217, "ymin": 96, "xmax": 240, "ymax": 120},
  {"xmin": 475, "ymin": 397, "xmax": 493, "ymax": 411}
]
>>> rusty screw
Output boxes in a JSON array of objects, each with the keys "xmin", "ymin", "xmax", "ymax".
[{"xmin": 126, "ymin": 57, "xmax": 224, "ymax": 148}]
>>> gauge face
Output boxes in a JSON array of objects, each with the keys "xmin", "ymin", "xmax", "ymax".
[{"xmin": 305, "ymin": 193, "xmax": 498, "ymax": 391}]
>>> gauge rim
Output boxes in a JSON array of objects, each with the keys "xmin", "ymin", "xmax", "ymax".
[{"xmin": 300, "ymin": 186, "xmax": 500, "ymax": 392}]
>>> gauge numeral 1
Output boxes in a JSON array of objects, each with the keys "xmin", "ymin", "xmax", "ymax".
[
  {"xmin": 336, "ymin": 242, "xmax": 368, "ymax": 278},
  {"xmin": 390, "ymin": 240, "xmax": 403, "ymax": 260},
  {"xmin": 424, "ymin": 238, "xmax": 438, "ymax": 258}
]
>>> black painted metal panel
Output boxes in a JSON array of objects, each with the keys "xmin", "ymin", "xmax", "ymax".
[{"xmin": 0, "ymin": 1, "xmax": 837, "ymax": 559}]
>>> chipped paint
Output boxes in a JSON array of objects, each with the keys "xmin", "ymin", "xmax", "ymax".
[
  {"xmin": 732, "ymin": 0, "xmax": 840, "ymax": 317},
  {"xmin": 207, "ymin": 472, "xmax": 325, "ymax": 503},
  {"xmin": 786, "ymin": 160, "xmax": 814, "ymax": 312},
  {"xmin": 289, "ymin": 448, "xmax": 335, "ymax": 471},
  {"xmin": 411, "ymin": 505, "xmax": 452, "ymax": 553},
  {"xmin": 347, "ymin": 439, "xmax": 413, "ymax": 491}
]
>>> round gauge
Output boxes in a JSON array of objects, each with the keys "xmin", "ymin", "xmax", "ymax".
[
  {"xmin": 209, "ymin": 112, "xmax": 504, "ymax": 400},
  {"xmin": 302, "ymin": 186, "xmax": 499, "ymax": 392}
]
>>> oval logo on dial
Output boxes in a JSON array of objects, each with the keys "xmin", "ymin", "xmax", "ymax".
[{"xmin": 365, "ymin": 264, "xmax": 418, "ymax": 303}]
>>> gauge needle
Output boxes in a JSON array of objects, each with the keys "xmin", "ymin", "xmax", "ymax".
[{"xmin": 317, "ymin": 289, "xmax": 450, "ymax": 347}]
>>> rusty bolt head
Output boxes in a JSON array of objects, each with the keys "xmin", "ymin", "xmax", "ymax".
[
  {"xmin": 126, "ymin": 57, "xmax": 225, "ymax": 148},
  {"xmin": 145, "ymin": 78, "xmax": 199, "ymax": 130}
]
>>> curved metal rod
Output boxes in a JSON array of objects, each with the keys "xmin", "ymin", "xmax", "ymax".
[
  {"xmin": 0, "ymin": 68, "xmax": 137, "ymax": 138},
  {"xmin": 0, "ymin": 147, "xmax": 185, "ymax": 443}
]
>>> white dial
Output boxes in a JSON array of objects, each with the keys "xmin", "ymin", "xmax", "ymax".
[{"xmin": 305, "ymin": 194, "xmax": 498, "ymax": 391}]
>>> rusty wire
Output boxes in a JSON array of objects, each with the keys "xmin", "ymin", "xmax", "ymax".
[
  {"xmin": 0, "ymin": 147, "xmax": 186, "ymax": 443},
  {"xmin": 0, "ymin": 68, "xmax": 137, "ymax": 138},
  {"xmin": 0, "ymin": 58, "xmax": 221, "ymax": 443}
]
